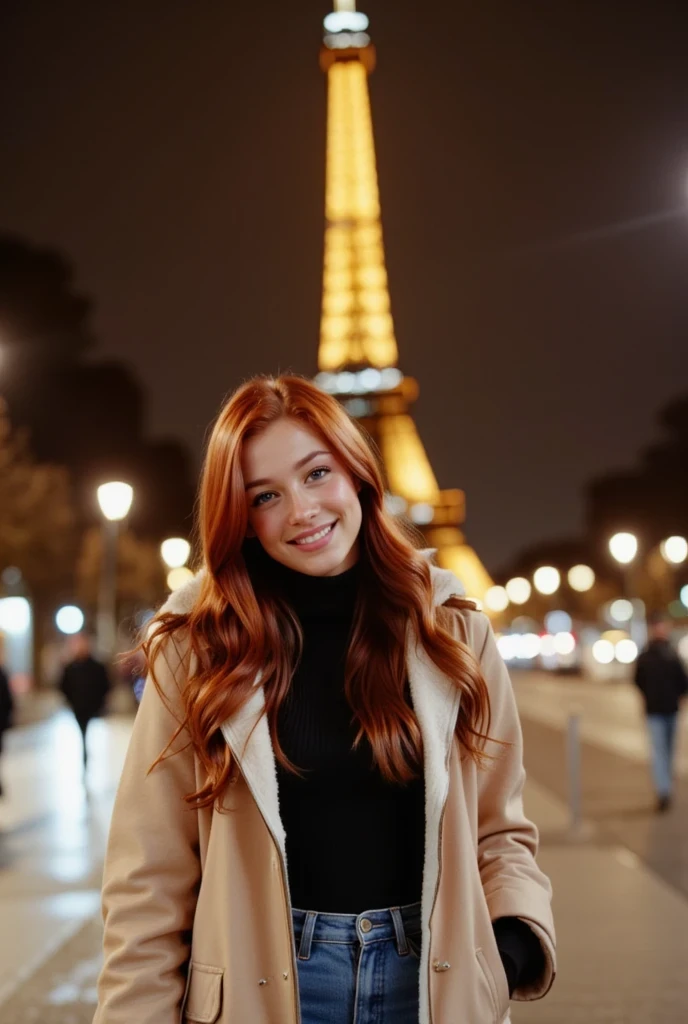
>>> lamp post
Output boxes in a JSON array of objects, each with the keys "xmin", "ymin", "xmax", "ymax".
[
  {"xmin": 96, "ymin": 482, "xmax": 133, "ymax": 659},
  {"xmin": 608, "ymin": 531, "xmax": 641, "ymax": 644},
  {"xmin": 659, "ymin": 536, "xmax": 687, "ymax": 610},
  {"xmin": 160, "ymin": 537, "xmax": 192, "ymax": 592},
  {"xmin": 567, "ymin": 564, "xmax": 595, "ymax": 593}
]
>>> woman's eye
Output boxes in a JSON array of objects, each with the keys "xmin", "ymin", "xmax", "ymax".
[
  {"xmin": 253, "ymin": 491, "xmax": 276, "ymax": 507},
  {"xmin": 309, "ymin": 466, "xmax": 331, "ymax": 482}
]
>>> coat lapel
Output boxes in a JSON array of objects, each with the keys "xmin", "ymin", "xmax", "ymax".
[
  {"xmin": 214, "ymin": 565, "xmax": 465, "ymax": 878},
  {"xmin": 220, "ymin": 679, "xmax": 287, "ymax": 857}
]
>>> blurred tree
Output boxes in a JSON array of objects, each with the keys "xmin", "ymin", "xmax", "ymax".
[
  {"xmin": 0, "ymin": 232, "xmax": 196, "ymax": 546},
  {"xmin": 75, "ymin": 525, "xmax": 167, "ymax": 637},
  {"xmin": 0, "ymin": 399, "xmax": 78, "ymax": 595},
  {"xmin": 0, "ymin": 233, "xmax": 93, "ymax": 366}
]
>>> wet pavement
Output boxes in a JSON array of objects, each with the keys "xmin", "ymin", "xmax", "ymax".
[{"xmin": 1, "ymin": 673, "xmax": 687, "ymax": 1022}]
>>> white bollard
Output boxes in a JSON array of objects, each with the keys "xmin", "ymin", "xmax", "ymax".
[{"xmin": 566, "ymin": 707, "xmax": 583, "ymax": 833}]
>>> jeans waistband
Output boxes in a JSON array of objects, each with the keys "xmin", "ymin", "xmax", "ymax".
[{"xmin": 291, "ymin": 902, "xmax": 421, "ymax": 960}]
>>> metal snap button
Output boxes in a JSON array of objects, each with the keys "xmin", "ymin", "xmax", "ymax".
[
  {"xmin": 432, "ymin": 960, "xmax": 451, "ymax": 972},
  {"xmin": 360, "ymin": 918, "xmax": 373, "ymax": 933}
]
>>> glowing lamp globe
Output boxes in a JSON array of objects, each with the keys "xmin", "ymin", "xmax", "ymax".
[
  {"xmin": 167, "ymin": 567, "xmax": 194, "ymax": 592},
  {"xmin": 97, "ymin": 482, "xmax": 134, "ymax": 522},
  {"xmin": 485, "ymin": 586, "xmax": 509, "ymax": 613},
  {"xmin": 505, "ymin": 577, "xmax": 531, "ymax": 605},
  {"xmin": 660, "ymin": 536, "xmax": 688, "ymax": 565},
  {"xmin": 55, "ymin": 605, "xmax": 85, "ymax": 635},
  {"xmin": 568, "ymin": 564, "xmax": 595, "ymax": 592},
  {"xmin": 533, "ymin": 566, "xmax": 560, "ymax": 596},
  {"xmin": 161, "ymin": 538, "xmax": 191, "ymax": 569},
  {"xmin": 609, "ymin": 532, "xmax": 638, "ymax": 565}
]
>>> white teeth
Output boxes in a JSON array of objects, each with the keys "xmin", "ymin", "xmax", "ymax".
[{"xmin": 294, "ymin": 523, "xmax": 334, "ymax": 546}]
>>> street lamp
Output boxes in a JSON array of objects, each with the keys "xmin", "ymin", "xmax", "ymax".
[
  {"xmin": 505, "ymin": 577, "xmax": 531, "ymax": 605},
  {"xmin": 568, "ymin": 564, "xmax": 595, "ymax": 592},
  {"xmin": 160, "ymin": 537, "xmax": 192, "ymax": 592},
  {"xmin": 96, "ymin": 481, "xmax": 133, "ymax": 658},
  {"xmin": 608, "ymin": 532, "xmax": 638, "ymax": 567},
  {"xmin": 160, "ymin": 537, "xmax": 191, "ymax": 569},
  {"xmin": 608, "ymin": 531, "xmax": 643, "ymax": 644},
  {"xmin": 660, "ymin": 535, "xmax": 687, "ymax": 566},
  {"xmin": 55, "ymin": 605, "xmax": 85, "ymax": 635},
  {"xmin": 484, "ymin": 586, "xmax": 509, "ymax": 613},
  {"xmin": 659, "ymin": 535, "xmax": 687, "ymax": 613},
  {"xmin": 533, "ymin": 566, "xmax": 561, "ymax": 596}
]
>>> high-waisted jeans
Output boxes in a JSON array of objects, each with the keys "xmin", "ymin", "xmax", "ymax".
[{"xmin": 292, "ymin": 902, "xmax": 421, "ymax": 1024}]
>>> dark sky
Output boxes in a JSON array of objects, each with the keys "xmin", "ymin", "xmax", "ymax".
[{"xmin": 2, "ymin": 0, "xmax": 688, "ymax": 573}]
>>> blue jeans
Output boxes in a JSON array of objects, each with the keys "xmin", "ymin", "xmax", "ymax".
[
  {"xmin": 292, "ymin": 902, "xmax": 421, "ymax": 1024},
  {"xmin": 647, "ymin": 713, "xmax": 678, "ymax": 798}
]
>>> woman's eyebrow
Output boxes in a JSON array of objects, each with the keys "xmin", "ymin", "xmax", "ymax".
[{"xmin": 245, "ymin": 450, "xmax": 331, "ymax": 490}]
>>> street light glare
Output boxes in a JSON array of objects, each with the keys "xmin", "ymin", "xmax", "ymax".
[
  {"xmin": 533, "ymin": 566, "xmax": 561, "ymax": 596},
  {"xmin": 660, "ymin": 536, "xmax": 688, "ymax": 565},
  {"xmin": 167, "ymin": 567, "xmax": 194, "ymax": 592},
  {"xmin": 592, "ymin": 639, "xmax": 615, "ymax": 665},
  {"xmin": 568, "ymin": 564, "xmax": 595, "ymax": 592},
  {"xmin": 97, "ymin": 482, "xmax": 134, "ymax": 521},
  {"xmin": 615, "ymin": 638, "xmax": 638, "ymax": 664},
  {"xmin": 55, "ymin": 605, "xmax": 84, "ymax": 635},
  {"xmin": 161, "ymin": 538, "xmax": 191, "ymax": 569},
  {"xmin": 609, "ymin": 532, "xmax": 638, "ymax": 565},
  {"xmin": 609, "ymin": 598, "xmax": 634, "ymax": 624},
  {"xmin": 505, "ymin": 577, "xmax": 531, "ymax": 605},
  {"xmin": 485, "ymin": 586, "xmax": 509, "ymax": 612}
]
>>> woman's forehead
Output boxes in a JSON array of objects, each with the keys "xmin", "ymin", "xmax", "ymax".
[{"xmin": 242, "ymin": 418, "xmax": 328, "ymax": 477}]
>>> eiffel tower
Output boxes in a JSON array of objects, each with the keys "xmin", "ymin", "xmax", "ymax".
[{"xmin": 314, "ymin": 1, "xmax": 493, "ymax": 601}]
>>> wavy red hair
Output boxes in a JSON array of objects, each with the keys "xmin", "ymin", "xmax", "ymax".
[{"xmin": 146, "ymin": 374, "xmax": 492, "ymax": 806}]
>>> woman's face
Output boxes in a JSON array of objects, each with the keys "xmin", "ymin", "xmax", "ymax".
[{"xmin": 242, "ymin": 417, "xmax": 362, "ymax": 577}]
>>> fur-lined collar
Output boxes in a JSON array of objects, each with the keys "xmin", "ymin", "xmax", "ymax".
[{"xmin": 160, "ymin": 551, "xmax": 464, "ymax": 618}]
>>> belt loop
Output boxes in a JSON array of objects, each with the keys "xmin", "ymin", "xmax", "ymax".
[
  {"xmin": 297, "ymin": 911, "xmax": 317, "ymax": 960},
  {"xmin": 390, "ymin": 907, "xmax": 408, "ymax": 956}
]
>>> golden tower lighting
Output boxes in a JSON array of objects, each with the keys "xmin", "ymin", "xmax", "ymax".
[{"xmin": 315, "ymin": 2, "xmax": 493, "ymax": 602}]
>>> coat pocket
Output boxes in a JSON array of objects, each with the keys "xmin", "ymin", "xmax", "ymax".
[
  {"xmin": 475, "ymin": 947, "xmax": 510, "ymax": 1024},
  {"xmin": 183, "ymin": 962, "xmax": 224, "ymax": 1023}
]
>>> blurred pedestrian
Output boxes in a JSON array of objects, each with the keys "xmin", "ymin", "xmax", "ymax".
[
  {"xmin": 0, "ymin": 634, "xmax": 14, "ymax": 797},
  {"xmin": 59, "ymin": 633, "xmax": 111, "ymax": 770},
  {"xmin": 634, "ymin": 612, "xmax": 688, "ymax": 812},
  {"xmin": 94, "ymin": 375, "xmax": 556, "ymax": 1024}
]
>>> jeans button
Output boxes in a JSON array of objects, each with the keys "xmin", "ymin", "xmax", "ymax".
[{"xmin": 360, "ymin": 918, "xmax": 373, "ymax": 933}]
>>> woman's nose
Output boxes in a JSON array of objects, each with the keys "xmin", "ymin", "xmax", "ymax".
[{"xmin": 288, "ymin": 492, "xmax": 318, "ymax": 524}]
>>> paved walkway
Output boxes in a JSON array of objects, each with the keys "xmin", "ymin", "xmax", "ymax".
[{"xmin": 0, "ymin": 676, "xmax": 687, "ymax": 1022}]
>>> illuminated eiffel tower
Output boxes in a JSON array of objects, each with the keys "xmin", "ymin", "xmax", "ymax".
[{"xmin": 315, "ymin": 1, "xmax": 492, "ymax": 601}]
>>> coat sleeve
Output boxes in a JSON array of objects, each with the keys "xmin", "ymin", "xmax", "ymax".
[
  {"xmin": 94, "ymin": 634, "xmax": 201, "ymax": 1024},
  {"xmin": 472, "ymin": 613, "xmax": 556, "ymax": 1001}
]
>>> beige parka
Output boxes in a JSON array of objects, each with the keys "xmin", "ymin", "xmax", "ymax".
[{"xmin": 94, "ymin": 566, "xmax": 556, "ymax": 1024}]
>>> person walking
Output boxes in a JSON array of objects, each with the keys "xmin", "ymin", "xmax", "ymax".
[
  {"xmin": 634, "ymin": 612, "xmax": 688, "ymax": 812},
  {"xmin": 0, "ymin": 634, "xmax": 14, "ymax": 797},
  {"xmin": 59, "ymin": 633, "xmax": 111, "ymax": 770},
  {"xmin": 94, "ymin": 375, "xmax": 556, "ymax": 1024}
]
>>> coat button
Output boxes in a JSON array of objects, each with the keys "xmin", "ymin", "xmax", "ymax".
[
  {"xmin": 360, "ymin": 918, "xmax": 373, "ymax": 933},
  {"xmin": 432, "ymin": 961, "xmax": 451, "ymax": 972},
  {"xmin": 258, "ymin": 978, "xmax": 268, "ymax": 986},
  {"xmin": 283, "ymin": 971, "xmax": 289, "ymax": 980}
]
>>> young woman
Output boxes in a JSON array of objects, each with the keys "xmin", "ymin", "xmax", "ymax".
[{"xmin": 94, "ymin": 374, "xmax": 555, "ymax": 1024}]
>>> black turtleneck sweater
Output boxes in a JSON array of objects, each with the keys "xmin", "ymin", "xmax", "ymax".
[
  {"xmin": 261, "ymin": 557, "xmax": 544, "ymax": 995},
  {"xmin": 273, "ymin": 561, "xmax": 426, "ymax": 913}
]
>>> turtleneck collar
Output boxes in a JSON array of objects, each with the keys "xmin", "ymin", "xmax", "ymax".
[{"xmin": 244, "ymin": 540, "xmax": 360, "ymax": 620}]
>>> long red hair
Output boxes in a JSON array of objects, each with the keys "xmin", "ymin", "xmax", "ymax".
[{"xmin": 146, "ymin": 374, "xmax": 491, "ymax": 806}]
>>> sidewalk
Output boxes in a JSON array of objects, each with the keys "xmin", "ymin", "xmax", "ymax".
[{"xmin": 1, "ymin": 684, "xmax": 688, "ymax": 1021}]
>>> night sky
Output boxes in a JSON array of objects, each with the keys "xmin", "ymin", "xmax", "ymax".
[{"xmin": 2, "ymin": 0, "xmax": 687, "ymax": 572}]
